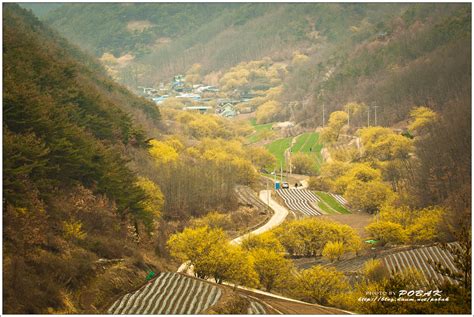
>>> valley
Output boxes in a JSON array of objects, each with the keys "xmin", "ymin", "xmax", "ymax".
[{"xmin": 3, "ymin": 3, "xmax": 472, "ymax": 315}]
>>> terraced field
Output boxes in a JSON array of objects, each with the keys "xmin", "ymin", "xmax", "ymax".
[
  {"xmin": 108, "ymin": 272, "xmax": 222, "ymax": 314},
  {"xmin": 277, "ymin": 188, "xmax": 322, "ymax": 216},
  {"xmin": 235, "ymin": 185, "xmax": 268, "ymax": 212},
  {"xmin": 247, "ymin": 301, "xmax": 267, "ymax": 314},
  {"xmin": 277, "ymin": 189, "xmax": 350, "ymax": 217},
  {"xmin": 383, "ymin": 244, "xmax": 460, "ymax": 286}
]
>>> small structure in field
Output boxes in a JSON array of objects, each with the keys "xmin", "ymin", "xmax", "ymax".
[
  {"xmin": 272, "ymin": 121, "xmax": 295, "ymax": 130},
  {"xmin": 183, "ymin": 106, "xmax": 212, "ymax": 114}
]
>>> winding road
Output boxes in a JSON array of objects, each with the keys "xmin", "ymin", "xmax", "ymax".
[
  {"xmin": 176, "ymin": 188, "xmax": 352, "ymax": 314},
  {"xmin": 177, "ymin": 189, "xmax": 289, "ymax": 272},
  {"xmin": 231, "ymin": 190, "xmax": 288, "ymax": 244}
]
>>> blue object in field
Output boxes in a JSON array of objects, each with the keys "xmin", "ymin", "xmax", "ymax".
[{"xmin": 275, "ymin": 182, "xmax": 281, "ymax": 190}]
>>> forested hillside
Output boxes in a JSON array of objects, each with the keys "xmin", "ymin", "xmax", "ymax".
[
  {"xmin": 41, "ymin": 3, "xmax": 470, "ymax": 128},
  {"xmin": 3, "ymin": 4, "xmax": 278, "ymax": 312},
  {"xmin": 42, "ymin": 3, "xmax": 405, "ymax": 83},
  {"xmin": 3, "ymin": 4, "xmax": 163, "ymax": 313},
  {"xmin": 287, "ymin": 3, "xmax": 471, "ymax": 127}
]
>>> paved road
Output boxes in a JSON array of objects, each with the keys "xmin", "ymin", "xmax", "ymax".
[
  {"xmin": 231, "ymin": 190, "xmax": 288, "ymax": 245},
  {"xmin": 178, "ymin": 189, "xmax": 289, "ymax": 272},
  {"xmin": 175, "ymin": 188, "xmax": 352, "ymax": 313}
]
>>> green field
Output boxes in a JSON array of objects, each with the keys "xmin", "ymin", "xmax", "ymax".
[
  {"xmin": 292, "ymin": 132, "xmax": 316, "ymax": 151},
  {"xmin": 317, "ymin": 200, "xmax": 339, "ymax": 214},
  {"xmin": 265, "ymin": 137, "xmax": 292, "ymax": 168},
  {"xmin": 290, "ymin": 132, "xmax": 323, "ymax": 172},
  {"xmin": 265, "ymin": 132, "xmax": 324, "ymax": 172},
  {"xmin": 315, "ymin": 191, "xmax": 350, "ymax": 214},
  {"xmin": 246, "ymin": 119, "xmax": 273, "ymax": 144}
]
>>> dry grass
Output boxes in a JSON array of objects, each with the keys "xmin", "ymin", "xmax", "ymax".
[
  {"xmin": 321, "ymin": 212, "xmax": 373, "ymax": 238},
  {"xmin": 126, "ymin": 20, "xmax": 155, "ymax": 32}
]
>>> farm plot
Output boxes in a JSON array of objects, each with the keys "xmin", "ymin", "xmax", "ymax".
[
  {"xmin": 246, "ymin": 119, "xmax": 274, "ymax": 144},
  {"xmin": 277, "ymin": 188, "xmax": 321, "ymax": 216},
  {"xmin": 108, "ymin": 272, "xmax": 222, "ymax": 314},
  {"xmin": 383, "ymin": 244, "xmax": 460, "ymax": 286},
  {"xmin": 292, "ymin": 132, "xmax": 322, "ymax": 153},
  {"xmin": 248, "ymin": 301, "xmax": 267, "ymax": 314},
  {"xmin": 315, "ymin": 191, "xmax": 350, "ymax": 214},
  {"xmin": 265, "ymin": 137, "xmax": 292, "ymax": 168},
  {"xmin": 291, "ymin": 132, "xmax": 324, "ymax": 171},
  {"xmin": 235, "ymin": 185, "xmax": 268, "ymax": 212}
]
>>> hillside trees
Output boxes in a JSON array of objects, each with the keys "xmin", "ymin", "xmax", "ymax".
[
  {"xmin": 3, "ymin": 4, "xmax": 163, "ymax": 227},
  {"xmin": 291, "ymin": 152, "xmax": 317, "ymax": 175},
  {"xmin": 320, "ymin": 111, "xmax": 348, "ymax": 143},
  {"xmin": 255, "ymin": 100, "xmax": 282, "ymax": 124},
  {"xmin": 130, "ymin": 104, "xmax": 265, "ymax": 221},
  {"xmin": 359, "ymin": 127, "xmax": 412, "ymax": 162},
  {"xmin": 251, "ymin": 249, "xmax": 295, "ymax": 291},
  {"xmin": 408, "ymin": 106, "xmax": 438, "ymax": 135},
  {"xmin": 185, "ymin": 63, "xmax": 202, "ymax": 84},
  {"xmin": 167, "ymin": 226, "xmax": 258, "ymax": 285},
  {"xmin": 322, "ymin": 241, "xmax": 345, "ymax": 262},
  {"xmin": 345, "ymin": 180, "xmax": 394, "ymax": 214},
  {"xmin": 271, "ymin": 218, "xmax": 362, "ymax": 257},
  {"xmin": 3, "ymin": 5, "xmax": 167, "ymax": 313},
  {"xmin": 365, "ymin": 202, "xmax": 446, "ymax": 245},
  {"xmin": 344, "ymin": 102, "xmax": 368, "ymax": 128},
  {"xmin": 273, "ymin": 4, "xmax": 470, "ymax": 138},
  {"xmin": 408, "ymin": 97, "xmax": 471, "ymax": 221},
  {"xmin": 296, "ymin": 266, "xmax": 349, "ymax": 305},
  {"xmin": 248, "ymin": 147, "xmax": 277, "ymax": 171}
]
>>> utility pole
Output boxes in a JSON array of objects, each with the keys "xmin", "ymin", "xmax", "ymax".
[
  {"xmin": 374, "ymin": 106, "xmax": 379, "ymax": 126},
  {"xmin": 280, "ymin": 161, "xmax": 283, "ymax": 184},
  {"xmin": 287, "ymin": 147, "xmax": 292, "ymax": 177},
  {"xmin": 347, "ymin": 109, "xmax": 350, "ymax": 128},
  {"xmin": 367, "ymin": 106, "xmax": 370, "ymax": 127},
  {"xmin": 322, "ymin": 103, "xmax": 326, "ymax": 127}
]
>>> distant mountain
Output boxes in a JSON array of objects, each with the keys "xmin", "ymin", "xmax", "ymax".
[
  {"xmin": 18, "ymin": 3, "xmax": 64, "ymax": 18},
  {"xmin": 3, "ymin": 4, "xmax": 162, "ymax": 313},
  {"xmin": 41, "ymin": 3, "xmax": 471, "ymax": 127},
  {"xmin": 43, "ymin": 3, "xmax": 405, "ymax": 80},
  {"xmin": 285, "ymin": 3, "xmax": 471, "ymax": 127}
]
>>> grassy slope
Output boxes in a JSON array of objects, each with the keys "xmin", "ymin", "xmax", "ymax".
[
  {"xmin": 247, "ymin": 119, "xmax": 273, "ymax": 144},
  {"xmin": 315, "ymin": 191, "xmax": 350, "ymax": 214},
  {"xmin": 265, "ymin": 137, "xmax": 292, "ymax": 168},
  {"xmin": 265, "ymin": 132, "xmax": 324, "ymax": 172},
  {"xmin": 291, "ymin": 132, "xmax": 324, "ymax": 172}
]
